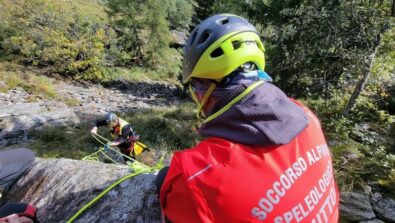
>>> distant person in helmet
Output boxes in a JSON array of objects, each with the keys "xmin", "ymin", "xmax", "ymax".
[
  {"xmin": 91, "ymin": 112, "xmax": 139, "ymax": 162},
  {"xmin": 157, "ymin": 14, "xmax": 339, "ymax": 222}
]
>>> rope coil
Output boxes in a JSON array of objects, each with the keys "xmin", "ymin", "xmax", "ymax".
[
  {"xmin": 83, "ymin": 133, "xmax": 150, "ymax": 169},
  {"xmin": 67, "ymin": 133, "xmax": 164, "ymax": 222}
]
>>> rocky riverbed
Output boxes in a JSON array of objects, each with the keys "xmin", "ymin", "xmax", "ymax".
[{"xmin": 0, "ymin": 79, "xmax": 185, "ymax": 146}]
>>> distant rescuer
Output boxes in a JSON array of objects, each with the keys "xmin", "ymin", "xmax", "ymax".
[
  {"xmin": 156, "ymin": 14, "xmax": 339, "ymax": 222},
  {"xmin": 91, "ymin": 112, "xmax": 139, "ymax": 162}
]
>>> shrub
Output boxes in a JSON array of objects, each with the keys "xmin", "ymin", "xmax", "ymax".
[
  {"xmin": 106, "ymin": 0, "xmax": 185, "ymax": 79},
  {"xmin": 0, "ymin": 0, "xmax": 110, "ymax": 80},
  {"xmin": 305, "ymin": 93, "xmax": 395, "ymax": 192},
  {"xmin": 0, "ymin": 61, "xmax": 56, "ymax": 98}
]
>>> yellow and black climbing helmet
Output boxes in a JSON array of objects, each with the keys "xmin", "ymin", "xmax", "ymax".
[{"xmin": 182, "ymin": 14, "xmax": 266, "ymax": 84}]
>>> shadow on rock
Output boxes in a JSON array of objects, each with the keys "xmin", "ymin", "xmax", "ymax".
[{"xmin": 101, "ymin": 80, "xmax": 188, "ymax": 100}]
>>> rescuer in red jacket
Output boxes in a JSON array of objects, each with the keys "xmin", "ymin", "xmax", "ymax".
[{"xmin": 156, "ymin": 14, "xmax": 339, "ymax": 223}]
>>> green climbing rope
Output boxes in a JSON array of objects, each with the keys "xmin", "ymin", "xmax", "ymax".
[
  {"xmin": 83, "ymin": 133, "xmax": 150, "ymax": 170},
  {"xmin": 67, "ymin": 133, "xmax": 165, "ymax": 222},
  {"xmin": 66, "ymin": 168, "xmax": 153, "ymax": 223}
]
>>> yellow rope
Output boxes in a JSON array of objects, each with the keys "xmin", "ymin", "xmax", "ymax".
[
  {"xmin": 91, "ymin": 133, "xmax": 110, "ymax": 145},
  {"xmin": 67, "ymin": 156, "xmax": 165, "ymax": 222},
  {"xmin": 100, "ymin": 150, "xmax": 124, "ymax": 165},
  {"xmin": 66, "ymin": 168, "xmax": 154, "ymax": 223},
  {"xmin": 88, "ymin": 133, "xmax": 150, "ymax": 169},
  {"xmin": 67, "ymin": 133, "xmax": 163, "ymax": 222},
  {"xmin": 82, "ymin": 148, "xmax": 104, "ymax": 161}
]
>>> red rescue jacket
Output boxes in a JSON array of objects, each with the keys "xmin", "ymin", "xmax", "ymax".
[{"xmin": 160, "ymin": 103, "xmax": 339, "ymax": 223}]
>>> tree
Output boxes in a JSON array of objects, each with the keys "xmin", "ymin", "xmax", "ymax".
[
  {"xmin": 243, "ymin": 1, "xmax": 389, "ymax": 98},
  {"xmin": 106, "ymin": 0, "xmax": 184, "ymax": 76},
  {"xmin": 343, "ymin": 35, "xmax": 382, "ymax": 115},
  {"xmin": 192, "ymin": 0, "xmax": 241, "ymax": 25},
  {"xmin": 165, "ymin": 0, "xmax": 196, "ymax": 31},
  {"xmin": 106, "ymin": 0, "xmax": 147, "ymax": 65},
  {"xmin": 193, "ymin": 0, "xmax": 216, "ymax": 24}
]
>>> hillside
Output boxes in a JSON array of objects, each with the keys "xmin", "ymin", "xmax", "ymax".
[
  {"xmin": 0, "ymin": 0, "xmax": 394, "ymax": 222},
  {"xmin": 0, "ymin": 62, "xmax": 197, "ymax": 159}
]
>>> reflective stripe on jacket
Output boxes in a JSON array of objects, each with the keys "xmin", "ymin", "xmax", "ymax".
[
  {"xmin": 159, "ymin": 101, "xmax": 339, "ymax": 223},
  {"xmin": 111, "ymin": 118, "xmax": 130, "ymax": 139}
]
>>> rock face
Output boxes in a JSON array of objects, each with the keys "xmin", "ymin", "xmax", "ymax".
[
  {"xmin": 371, "ymin": 192, "xmax": 395, "ymax": 223},
  {"xmin": 0, "ymin": 102, "xmax": 79, "ymax": 145},
  {"xmin": 0, "ymin": 80, "xmax": 184, "ymax": 146},
  {"xmin": 340, "ymin": 192, "xmax": 395, "ymax": 223},
  {"xmin": 2, "ymin": 158, "xmax": 162, "ymax": 223},
  {"xmin": 360, "ymin": 220, "xmax": 385, "ymax": 223},
  {"xmin": 340, "ymin": 192, "xmax": 376, "ymax": 221}
]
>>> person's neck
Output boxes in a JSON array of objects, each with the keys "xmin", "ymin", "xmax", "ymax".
[{"xmin": 205, "ymin": 83, "xmax": 250, "ymax": 117}]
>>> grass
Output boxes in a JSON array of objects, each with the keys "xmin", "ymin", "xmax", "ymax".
[
  {"xmin": 327, "ymin": 134, "xmax": 367, "ymax": 192},
  {"xmin": 123, "ymin": 101, "xmax": 200, "ymax": 151},
  {"xmin": 63, "ymin": 97, "xmax": 80, "ymax": 107},
  {"xmin": 28, "ymin": 123, "xmax": 97, "ymax": 159},
  {"xmin": 0, "ymin": 61, "xmax": 181, "ymax": 109},
  {"xmin": 0, "ymin": 61, "xmax": 57, "ymax": 98},
  {"xmin": 0, "ymin": 60, "xmax": 195, "ymax": 161},
  {"xmin": 100, "ymin": 66, "xmax": 181, "ymax": 85},
  {"xmin": 0, "ymin": 61, "xmax": 84, "ymax": 107},
  {"xmin": 25, "ymin": 101, "xmax": 199, "ymax": 161}
]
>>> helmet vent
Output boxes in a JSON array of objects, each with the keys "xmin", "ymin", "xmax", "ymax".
[
  {"xmin": 218, "ymin": 18, "xmax": 229, "ymax": 25},
  {"xmin": 232, "ymin": 40, "xmax": 241, "ymax": 50},
  {"xmin": 198, "ymin": 31, "xmax": 210, "ymax": 45},
  {"xmin": 211, "ymin": 47, "xmax": 224, "ymax": 58},
  {"xmin": 190, "ymin": 30, "xmax": 198, "ymax": 45}
]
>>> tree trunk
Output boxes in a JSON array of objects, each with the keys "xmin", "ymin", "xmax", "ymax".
[
  {"xmin": 392, "ymin": 0, "xmax": 395, "ymax": 17},
  {"xmin": 343, "ymin": 35, "xmax": 381, "ymax": 116}
]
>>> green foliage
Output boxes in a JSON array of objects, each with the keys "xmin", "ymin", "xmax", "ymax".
[
  {"xmin": 193, "ymin": 0, "xmax": 216, "ymax": 23},
  {"xmin": 0, "ymin": 0, "xmax": 110, "ymax": 80},
  {"xmin": 0, "ymin": 62, "xmax": 56, "ymax": 98},
  {"xmin": 100, "ymin": 66, "xmax": 180, "ymax": 84},
  {"xmin": 165, "ymin": 0, "xmax": 196, "ymax": 31},
  {"xmin": 371, "ymin": 24, "xmax": 395, "ymax": 80},
  {"xmin": 192, "ymin": 0, "xmax": 242, "ymax": 24},
  {"xmin": 329, "ymin": 137, "xmax": 366, "ymax": 192},
  {"xmin": 305, "ymin": 93, "xmax": 395, "ymax": 192},
  {"xmin": 29, "ymin": 124, "xmax": 97, "ymax": 159},
  {"xmin": 124, "ymin": 102, "xmax": 200, "ymax": 151},
  {"xmin": 106, "ymin": 0, "xmax": 187, "ymax": 78},
  {"xmin": 0, "ymin": 0, "xmax": 195, "ymax": 81},
  {"xmin": 26, "ymin": 102, "xmax": 199, "ymax": 159},
  {"xmin": 265, "ymin": 1, "xmax": 387, "ymax": 96},
  {"xmin": 190, "ymin": 0, "xmax": 395, "ymax": 193},
  {"xmin": 195, "ymin": 0, "xmax": 392, "ymax": 97}
]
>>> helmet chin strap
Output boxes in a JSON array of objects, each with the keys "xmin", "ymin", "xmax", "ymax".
[{"xmin": 189, "ymin": 82, "xmax": 217, "ymax": 119}]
